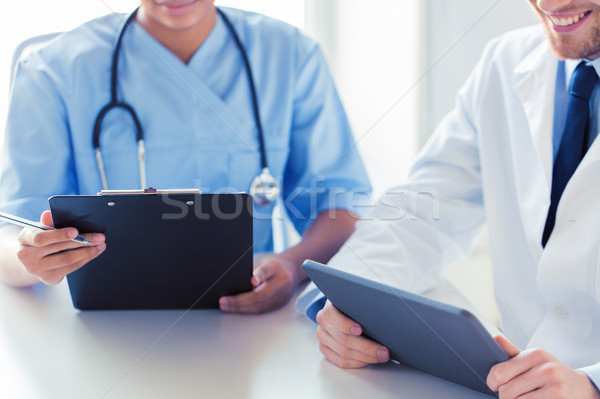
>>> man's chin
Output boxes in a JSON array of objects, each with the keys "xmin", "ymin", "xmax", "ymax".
[
  {"xmin": 549, "ymin": 45, "xmax": 600, "ymax": 60},
  {"xmin": 545, "ymin": 30, "xmax": 600, "ymax": 60}
]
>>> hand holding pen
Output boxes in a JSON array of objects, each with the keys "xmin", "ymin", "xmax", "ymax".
[
  {"xmin": 3, "ymin": 211, "xmax": 106, "ymax": 285},
  {"xmin": 0, "ymin": 211, "xmax": 91, "ymax": 244}
]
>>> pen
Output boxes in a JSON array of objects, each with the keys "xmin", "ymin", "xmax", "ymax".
[{"xmin": 0, "ymin": 211, "xmax": 92, "ymax": 245}]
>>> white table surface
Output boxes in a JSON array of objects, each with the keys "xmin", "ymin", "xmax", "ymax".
[{"xmin": 0, "ymin": 280, "xmax": 494, "ymax": 399}]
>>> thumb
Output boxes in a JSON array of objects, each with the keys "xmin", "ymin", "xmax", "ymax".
[
  {"xmin": 494, "ymin": 335, "xmax": 521, "ymax": 357},
  {"xmin": 40, "ymin": 210, "xmax": 54, "ymax": 228},
  {"xmin": 252, "ymin": 259, "xmax": 278, "ymax": 286}
]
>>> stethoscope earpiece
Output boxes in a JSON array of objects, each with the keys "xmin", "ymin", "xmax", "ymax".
[{"xmin": 93, "ymin": 7, "xmax": 278, "ymax": 206}]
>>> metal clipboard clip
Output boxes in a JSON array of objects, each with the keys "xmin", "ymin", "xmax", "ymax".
[{"xmin": 99, "ymin": 187, "xmax": 202, "ymax": 195}]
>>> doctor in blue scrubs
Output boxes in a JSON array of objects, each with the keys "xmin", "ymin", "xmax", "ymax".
[{"xmin": 0, "ymin": 0, "xmax": 370, "ymax": 313}]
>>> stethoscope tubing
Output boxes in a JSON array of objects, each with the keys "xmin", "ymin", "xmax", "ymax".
[
  {"xmin": 93, "ymin": 7, "xmax": 275, "ymax": 202},
  {"xmin": 93, "ymin": 9, "xmax": 145, "ymax": 191},
  {"xmin": 217, "ymin": 8, "xmax": 267, "ymax": 170}
]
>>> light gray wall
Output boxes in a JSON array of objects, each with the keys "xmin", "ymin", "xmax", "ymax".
[
  {"xmin": 302, "ymin": 0, "xmax": 539, "ymax": 188},
  {"xmin": 422, "ymin": 0, "xmax": 538, "ymax": 145},
  {"xmin": 304, "ymin": 0, "xmax": 423, "ymax": 194}
]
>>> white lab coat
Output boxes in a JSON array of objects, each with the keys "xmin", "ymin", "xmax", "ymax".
[{"xmin": 298, "ymin": 24, "xmax": 600, "ymax": 378}]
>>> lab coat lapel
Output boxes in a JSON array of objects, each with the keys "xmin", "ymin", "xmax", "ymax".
[
  {"xmin": 513, "ymin": 42, "xmax": 557, "ymax": 256},
  {"xmin": 514, "ymin": 41, "xmax": 557, "ymax": 184}
]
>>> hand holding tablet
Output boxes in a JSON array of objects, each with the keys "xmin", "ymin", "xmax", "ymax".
[{"xmin": 303, "ymin": 260, "xmax": 509, "ymax": 397}]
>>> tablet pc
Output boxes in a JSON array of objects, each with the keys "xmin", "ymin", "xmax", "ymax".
[
  {"xmin": 49, "ymin": 193, "xmax": 253, "ymax": 310},
  {"xmin": 302, "ymin": 260, "xmax": 509, "ymax": 397}
]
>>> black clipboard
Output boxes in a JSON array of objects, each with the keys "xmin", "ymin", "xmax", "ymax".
[{"xmin": 49, "ymin": 190, "xmax": 253, "ymax": 310}]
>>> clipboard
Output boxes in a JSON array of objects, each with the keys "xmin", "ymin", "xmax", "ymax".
[
  {"xmin": 49, "ymin": 189, "xmax": 253, "ymax": 310},
  {"xmin": 302, "ymin": 260, "xmax": 508, "ymax": 397}
]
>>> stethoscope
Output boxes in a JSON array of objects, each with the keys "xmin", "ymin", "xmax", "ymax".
[{"xmin": 93, "ymin": 7, "xmax": 280, "ymax": 206}]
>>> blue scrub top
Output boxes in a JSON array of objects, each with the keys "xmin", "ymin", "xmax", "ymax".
[{"xmin": 0, "ymin": 8, "xmax": 371, "ymax": 252}]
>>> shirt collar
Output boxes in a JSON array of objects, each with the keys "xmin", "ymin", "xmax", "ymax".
[{"xmin": 565, "ymin": 58, "xmax": 600, "ymax": 87}]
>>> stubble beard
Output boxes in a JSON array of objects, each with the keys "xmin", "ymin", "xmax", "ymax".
[
  {"xmin": 531, "ymin": 2, "xmax": 600, "ymax": 60},
  {"xmin": 545, "ymin": 19, "xmax": 600, "ymax": 60}
]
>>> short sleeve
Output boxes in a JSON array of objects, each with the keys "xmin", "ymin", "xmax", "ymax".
[
  {"xmin": 282, "ymin": 39, "xmax": 371, "ymax": 235},
  {"xmin": 0, "ymin": 53, "xmax": 78, "ymax": 220}
]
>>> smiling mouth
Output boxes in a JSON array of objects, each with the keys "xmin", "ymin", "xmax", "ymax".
[
  {"xmin": 153, "ymin": 0, "xmax": 197, "ymax": 6},
  {"xmin": 548, "ymin": 10, "xmax": 592, "ymax": 27}
]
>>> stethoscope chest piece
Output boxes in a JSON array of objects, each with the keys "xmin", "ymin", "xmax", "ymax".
[{"xmin": 250, "ymin": 168, "xmax": 280, "ymax": 206}]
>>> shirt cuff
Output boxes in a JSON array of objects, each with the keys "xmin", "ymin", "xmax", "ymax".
[
  {"xmin": 295, "ymin": 282, "xmax": 327, "ymax": 323},
  {"xmin": 578, "ymin": 363, "xmax": 600, "ymax": 392}
]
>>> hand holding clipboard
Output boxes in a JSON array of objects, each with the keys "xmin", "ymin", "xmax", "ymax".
[
  {"xmin": 0, "ymin": 211, "xmax": 91, "ymax": 244},
  {"xmin": 48, "ymin": 189, "xmax": 252, "ymax": 310},
  {"xmin": 1, "ymin": 210, "xmax": 106, "ymax": 285}
]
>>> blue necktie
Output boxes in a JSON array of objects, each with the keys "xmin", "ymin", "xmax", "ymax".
[{"xmin": 542, "ymin": 63, "xmax": 598, "ymax": 247}]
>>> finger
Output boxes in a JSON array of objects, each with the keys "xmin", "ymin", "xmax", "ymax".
[
  {"xmin": 512, "ymin": 390, "xmax": 549, "ymax": 399},
  {"xmin": 38, "ymin": 250, "xmax": 106, "ymax": 285},
  {"xmin": 319, "ymin": 317, "xmax": 388, "ymax": 363},
  {"xmin": 220, "ymin": 280, "xmax": 286, "ymax": 313},
  {"xmin": 316, "ymin": 325, "xmax": 384, "ymax": 365},
  {"xmin": 80, "ymin": 232, "xmax": 106, "ymax": 245},
  {"xmin": 488, "ymin": 348, "xmax": 550, "ymax": 392},
  {"xmin": 495, "ymin": 335, "xmax": 521, "ymax": 357},
  {"xmin": 42, "ymin": 244, "xmax": 107, "ymax": 271},
  {"xmin": 494, "ymin": 365, "xmax": 543, "ymax": 399},
  {"xmin": 487, "ymin": 336, "xmax": 522, "ymax": 390},
  {"xmin": 317, "ymin": 301, "xmax": 363, "ymax": 336},
  {"xmin": 19, "ymin": 226, "xmax": 81, "ymax": 248},
  {"xmin": 17, "ymin": 233, "xmax": 105, "ymax": 274},
  {"xmin": 35, "ymin": 233, "xmax": 105, "ymax": 258},
  {"xmin": 318, "ymin": 340, "xmax": 369, "ymax": 369},
  {"xmin": 252, "ymin": 259, "xmax": 278, "ymax": 286},
  {"xmin": 19, "ymin": 241, "xmax": 106, "ymax": 280},
  {"xmin": 316, "ymin": 303, "xmax": 389, "ymax": 362},
  {"xmin": 222, "ymin": 261, "xmax": 295, "ymax": 313},
  {"xmin": 219, "ymin": 291, "xmax": 258, "ymax": 313},
  {"xmin": 40, "ymin": 210, "xmax": 54, "ymax": 227}
]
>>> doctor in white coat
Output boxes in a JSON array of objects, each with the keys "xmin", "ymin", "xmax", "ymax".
[{"xmin": 304, "ymin": 0, "xmax": 600, "ymax": 397}]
